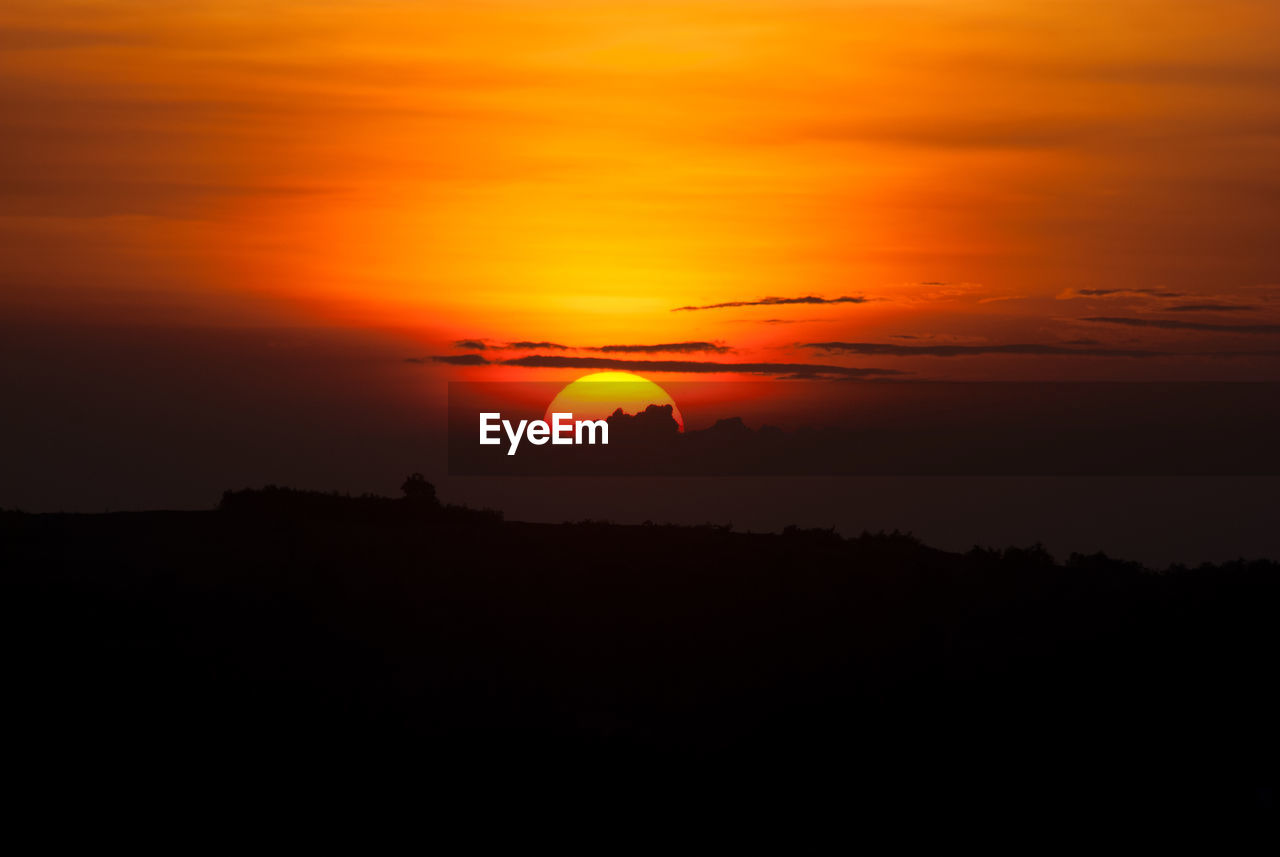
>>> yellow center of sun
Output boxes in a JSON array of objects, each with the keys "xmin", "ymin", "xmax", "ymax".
[{"xmin": 545, "ymin": 372, "xmax": 684, "ymax": 430}]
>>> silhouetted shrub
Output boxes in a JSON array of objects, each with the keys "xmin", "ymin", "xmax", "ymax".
[
  {"xmin": 401, "ymin": 473, "xmax": 438, "ymax": 504},
  {"xmin": 782, "ymin": 524, "xmax": 842, "ymax": 546}
]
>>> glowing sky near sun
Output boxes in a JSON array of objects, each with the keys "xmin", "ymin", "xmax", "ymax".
[{"xmin": 2, "ymin": 0, "xmax": 1278, "ymax": 384}]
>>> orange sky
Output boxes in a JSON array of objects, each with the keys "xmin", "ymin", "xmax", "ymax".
[{"xmin": 2, "ymin": 0, "xmax": 1279, "ymax": 384}]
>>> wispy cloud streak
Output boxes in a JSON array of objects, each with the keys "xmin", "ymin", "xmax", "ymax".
[
  {"xmin": 592, "ymin": 342, "xmax": 730, "ymax": 354},
  {"xmin": 499, "ymin": 355, "xmax": 903, "ymax": 378},
  {"xmin": 672, "ymin": 295, "xmax": 869, "ymax": 312},
  {"xmin": 1081, "ymin": 317, "xmax": 1280, "ymax": 334},
  {"xmin": 804, "ymin": 341, "xmax": 1171, "ymax": 358}
]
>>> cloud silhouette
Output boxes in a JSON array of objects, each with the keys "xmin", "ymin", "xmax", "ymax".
[
  {"xmin": 1081, "ymin": 317, "xmax": 1280, "ymax": 334},
  {"xmin": 591, "ymin": 342, "xmax": 730, "ymax": 354},
  {"xmin": 735, "ymin": 318, "xmax": 820, "ymax": 325},
  {"xmin": 672, "ymin": 295, "xmax": 869, "ymax": 312},
  {"xmin": 1063, "ymin": 288, "xmax": 1188, "ymax": 298},
  {"xmin": 1166, "ymin": 304, "xmax": 1258, "ymax": 312},
  {"xmin": 499, "ymin": 354, "xmax": 903, "ymax": 378},
  {"xmin": 506, "ymin": 341, "xmax": 571, "ymax": 350},
  {"xmin": 453, "ymin": 340, "xmax": 730, "ymax": 354},
  {"xmin": 408, "ymin": 354, "xmax": 489, "ymax": 366},
  {"xmin": 804, "ymin": 341, "xmax": 1172, "ymax": 358}
]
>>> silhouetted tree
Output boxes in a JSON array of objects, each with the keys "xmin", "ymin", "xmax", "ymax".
[{"xmin": 401, "ymin": 473, "xmax": 438, "ymax": 503}]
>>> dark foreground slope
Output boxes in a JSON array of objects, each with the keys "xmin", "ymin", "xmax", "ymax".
[{"xmin": 3, "ymin": 489, "xmax": 1277, "ymax": 819}]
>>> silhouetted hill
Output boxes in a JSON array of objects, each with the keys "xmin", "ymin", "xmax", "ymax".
[{"xmin": 2, "ymin": 487, "xmax": 1277, "ymax": 821}]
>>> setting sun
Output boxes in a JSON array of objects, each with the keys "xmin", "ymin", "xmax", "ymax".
[
  {"xmin": 545, "ymin": 372, "xmax": 685, "ymax": 430},
  {"xmin": 3, "ymin": 2, "xmax": 1278, "ymax": 817}
]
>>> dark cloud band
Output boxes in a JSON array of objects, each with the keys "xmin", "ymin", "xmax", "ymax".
[
  {"xmin": 506, "ymin": 341, "xmax": 570, "ymax": 350},
  {"xmin": 1165, "ymin": 304, "xmax": 1258, "ymax": 313},
  {"xmin": 592, "ymin": 342, "xmax": 729, "ymax": 354},
  {"xmin": 408, "ymin": 354, "xmax": 489, "ymax": 366},
  {"xmin": 456, "ymin": 340, "xmax": 728, "ymax": 353},
  {"xmin": 805, "ymin": 341, "xmax": 1171, "ymax": 358},
  {"xmin": 1082, "ymin": 317, "xmax": 1280, "ymax": 334},
  {"xmin": 672, "ymin": 295, "xmax": 869, "ymax": 312},
  {"xmin": 499, "ymin": 354, "xmax": 902, "ymax": 378},
  {"xmin": 1074, "ymin": 289, "xmax": 1187, "ymax": 298}
]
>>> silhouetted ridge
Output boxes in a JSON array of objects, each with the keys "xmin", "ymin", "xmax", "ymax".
[
  {"xmin": 217, "ymin": 480, "xmax": 500, "ymax": 526},
  {"xmin": 3, "ymin": 486, "xmax": 1278, "ymax": 820}
]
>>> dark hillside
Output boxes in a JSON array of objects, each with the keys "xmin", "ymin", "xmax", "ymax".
[{"xmin": 2, "ymin": 489, "xmax": 1277, "ymax": 818}]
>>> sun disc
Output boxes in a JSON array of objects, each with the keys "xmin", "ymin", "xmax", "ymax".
[{"xmin": 545, "ymin": 372, "xmax": 684, "ymax": 430}]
